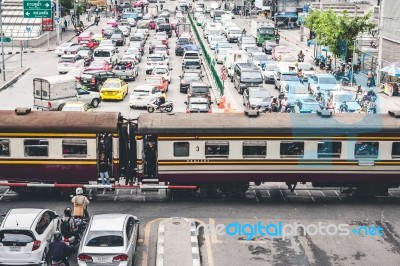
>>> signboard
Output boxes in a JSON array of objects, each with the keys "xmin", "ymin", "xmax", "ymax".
[
  {"xmin": 0, "ymin": 37, "xmax": 12, "ymax": 43},
  {"xmin": 42, "ymin": 18, "xmax": 54, "ymax": 31},
  {"xmin": 220, "ymin": 73, "xmax": 227, "ymax": 81},
  {"xmin": 23, "ymin": 0, "xmax": 52, "ymax": 18}
]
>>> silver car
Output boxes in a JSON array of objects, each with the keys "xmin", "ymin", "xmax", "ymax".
[{"xmin": 77, "ymin": 214, "xmax": 140, "ymax": 266}]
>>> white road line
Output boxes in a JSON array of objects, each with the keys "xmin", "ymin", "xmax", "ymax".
[{"xmin": 0, "ymin": 188, "xmax": 10, "ymax": 201}]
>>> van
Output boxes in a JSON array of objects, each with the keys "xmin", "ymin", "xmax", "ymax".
[
  {"xmin": 227, "ymin": 27, "xmax": 242, "ymax": 43},
  {"xmin": 93, "ymin": 47, "xmax": 119, "ymax": 65},
  {"xmin": 33, "ymin": 76, "xmax": 101, "ymax": 111},
  {"xmin": 233, "ymin": 63, "xmax": 263, "ymax": 94},
  {"xmin": 204, "ymin": 22, "xmax": 221, "ymax": 39},
  {"xmin": 188, "ymin": 82, "xmax": 212, "ymax": 101},
  {"xmin": 224, "ymin": 50, "xmax": 249, "ymax": 80}
]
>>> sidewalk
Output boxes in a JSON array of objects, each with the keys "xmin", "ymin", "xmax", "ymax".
[{"xmin": 156, "ymin": 217, "xmax": 200, "ymax": 266}]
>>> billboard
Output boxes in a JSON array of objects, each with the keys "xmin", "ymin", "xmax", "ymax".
[{"xmin": 42, "ymin": 18, "xmax": 53, "ymax": 31}]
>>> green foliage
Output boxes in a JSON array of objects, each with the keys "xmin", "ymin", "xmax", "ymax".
[
  {"xmin": 305, "ymin": 10, "xmax": 375, "ymax": 58},
  {"xmin": 60, "ymin": 0, "xmax": 73, "ymax": 10}
]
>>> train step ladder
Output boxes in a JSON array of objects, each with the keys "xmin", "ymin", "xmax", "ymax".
[{"xmin": 141, "ymin": 178, "xmax": 160, "ymax": 192}]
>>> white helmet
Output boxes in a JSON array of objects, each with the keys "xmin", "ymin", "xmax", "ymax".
[{"xmin": 76, "ymin": 187, "xmax": 83, "ymax": 195}]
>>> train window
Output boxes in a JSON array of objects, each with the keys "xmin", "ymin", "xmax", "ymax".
[
  {"xmin": 242, "ymin": 141, "xmax": 266, "ymax": 158},
  {"xmin": 392, "ymin": 142, "xmax": 400, "ymax": 158},
  {"xmin": 280, "ymin": 142, "xmax": 304, "ymax": 158},
  {"xmin": 0, "ymin": 139, "xmax": 10, "ymax": 156},
  {"xmin": 62, "ymin": 140, "xmax": 87, "ymax": 157},
  {"xmin": 173, "ymin": 142, "xmax": 189, "ymax": 157},
  {"xmin": 317, "ymin": 141, "xmax": 342, "ymax": 158},
  {"xmin": 205, "ymin": 141, "xmax": 229, "ymax": 158},
  {"xmin": 24, "ymin": 139, "xmax": 49, "ymax": 157},
  {"xmin": 354, "ymin": 142, "xmax": 379, "ymax": 158}
]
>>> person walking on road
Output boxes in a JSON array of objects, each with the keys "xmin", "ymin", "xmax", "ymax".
[
  {"xmin": 275, "ymin": 32, "xmax": 280, "ymax": 44},
  {"xmin": 64, "ymin": 20, "xmax": 67, "ymax": 30}
]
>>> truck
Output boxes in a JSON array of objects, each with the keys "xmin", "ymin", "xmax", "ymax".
[
  {"xmin": 148, "ymin": 6, "xmax": 158, "ymax": 18},
  {"xmin": 224, "ymin": 50, "xmax": 249, "ymax": 80},
  {"xmin": 176, "ymin": 23, "xmax": 192, "ymax": 37},
  {"xmin": 33, "ymin": 76, "xmax": 101, "ymax": 111},
  {"xmin": 250, "ymin": 19, "xmax": 275, "ymax": 46},
  {"xmin": 113, "ymin": 60, "xmax": 138, "ymax": 81}
]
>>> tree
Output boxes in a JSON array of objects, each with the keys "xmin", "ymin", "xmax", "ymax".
[
  {"xmin": 60, "ymin": 0, "xmax": 73, "ymax": 10},
  {"xmin": 306, "ymin": 10, "xmax": 375, "ymax": 60}
]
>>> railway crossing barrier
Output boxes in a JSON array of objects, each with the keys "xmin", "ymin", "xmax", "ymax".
[{"xmin": 0, "ymin": 182, "xmax": 197, "ymax": 190}]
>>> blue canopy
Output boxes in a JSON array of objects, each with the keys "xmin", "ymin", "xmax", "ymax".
[{"xmin": 274, "ymin": 12, "xmax": 298, "ymax": 19}]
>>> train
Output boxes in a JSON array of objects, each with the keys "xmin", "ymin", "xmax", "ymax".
[{"xmin": 1, "ymin": 108, "xmax": 400, "ymax": 196}]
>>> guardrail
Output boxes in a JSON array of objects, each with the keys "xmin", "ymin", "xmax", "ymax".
[{"xmin": 188, "ymin": 13, "xmax": 224, "ymax": 97}]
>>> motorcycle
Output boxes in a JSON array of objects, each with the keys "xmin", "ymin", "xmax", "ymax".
[
  {"xmin": 147, "ymin": 99, "xmax": 174, "ymax": 113},
  {"xmin": 367, "ymin": 77, "xmax": 376, "ymax": 87},
  {"xmin": 298, "ymin": 55, "xmax": 304, "ymax": 62},
  {"xmin": 75, "ymin": 26, "xmax": 82, "ymax": 36},
  {"xmin": 84, "ymin": 58, "xmax": 91, "ymax": 67},
  {"xmin": 367, "ymin": 101, "xmax": 377, "ymax": 113},
  {"xmin": 51, "ymin": 259, "xmax": 67, "ymax": 266},
  {"xmin": 339, "ymin": 101, "xmax": 349, "ymax": 113}
]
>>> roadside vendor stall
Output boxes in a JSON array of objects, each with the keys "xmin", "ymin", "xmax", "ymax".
[{"xmin": 380, "ymin": 65, "xmax": 400, "ymax": 96}]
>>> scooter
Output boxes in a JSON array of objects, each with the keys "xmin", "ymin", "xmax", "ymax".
[
  {"xmin": 147, "ymin": 99, "xmax": 174, "ymax": 113},
  {"xmin": 339, "ymin": 101, "xmax": 349, "ymax": 113},
  {"xmin": 51, "ymin": 259, "xmax": 67, "ymax": 266},
  {"xmin": 84, "ymin": 58, "xmax": 91, "ymax": 67},
  {"xmin": 298, "ymin": 55, "xmax": 304, "ymax": 62}
]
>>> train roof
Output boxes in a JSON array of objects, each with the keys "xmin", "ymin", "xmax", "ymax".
[
  {"xmin": 137, "ymin": 112, "xmax": 400, "ymax": 135},
  {"xmin": 0, "ymin": 110, "xmax": 121, "ymax": 133}
]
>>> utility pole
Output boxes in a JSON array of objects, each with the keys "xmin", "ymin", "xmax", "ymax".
[
  {"xmin": 0, "ymin": 2, "xmax": 6, "ymax": 81},
  {"xmin": 56, "ymin": 0, "xmax": 60, "ymax": 45},
  {"xmin": 377, "ymin": 0, "xmax": 385, "ymax": 87}
]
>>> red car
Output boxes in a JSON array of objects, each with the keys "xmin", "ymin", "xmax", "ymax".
[
  {"xmin": 155, "ymin": 35, "xmax": 169, "ymax": 48},
  {"xmin": 86, "ymin": 60, "xmax": 112, "ymax": 71},
  {"xmin": 149, "ymin": 20, "xmax": 156, "ymax": 29},
  {"xmin": 169, "ymin": 19, "xmax": 178, "ymax": 30},
  {"xmin": 134, "ymin": 1, "xmax": 143, "ymax": 7},
  {"xmin": 86, "ymin": 39, "xmax": 99, "ymax": 50}
]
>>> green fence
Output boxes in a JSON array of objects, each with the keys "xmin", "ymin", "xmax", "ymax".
[{"xmin": 188, "ymin": 14, "xmax": 224, "ymax": 96}]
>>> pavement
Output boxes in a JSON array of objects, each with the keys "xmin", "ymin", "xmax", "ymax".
[
  {"xmin": 0, "ymin": 14, "xmax": 94, "ymax": 91},
  {"xmin": 156, "ymin": 217, "xmax": 200, "ymax": 266}
]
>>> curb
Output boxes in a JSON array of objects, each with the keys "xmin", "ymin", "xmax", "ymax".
[
  {"xmin": 156, "ymin": 217, "xmax": 200, "ymax": 266},
  {"xmin": 0, "ymin": 66, "xmax": 31, "ymax": 92}
]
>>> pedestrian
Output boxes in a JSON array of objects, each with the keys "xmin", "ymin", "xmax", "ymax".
[
  {"xmin": 242, "ymin": 28, "xmax": 246, "ymax": 36},
  {"xmin": 143, "ymin": 141, "xmax": 157, "ymax": 177},
  {"xmin": 99, "ymin": 152, "xmax": 110, "ymax": 185},
  {"xmin": 156, "ymin": 5, "xmax": 159, "ymax": 12},
  {"xmin": 64, "ymin": 19, "xmax": 67, "ymax": 30},
  {"xmin": 61, "ymin": 24, "xmax": 66, "ymax": 33},
  {"xmin": 275, "ymin": 32, "xmax": 280, "ymax": 44}
]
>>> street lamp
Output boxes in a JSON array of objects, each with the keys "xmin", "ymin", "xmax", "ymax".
[{"xmin": 0, "ymin": 2, "xmax": 6, "ymax": 81}]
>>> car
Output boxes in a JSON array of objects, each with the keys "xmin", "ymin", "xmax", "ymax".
[
  {"xmin": 185, "ymin": 97, "xmax": 212, "ymax": 113},
  {"xmin": 86, "ymin": 60, "xmax": 113, "ymax": 71},
  {"xmin": 55, "ymin": 42, "xmax": 78, "ymax": 56},
  {"xmin": 149, "ymin": 39, "xmax": 164, "ymax": 54},
  {"xmin": 245, "ymin": 47, "xmax": 261, "ymax": 53},
  {"xmin": 136, "ymin": 23, "xmax": 150, "ymax": 37},
  {"xmin": 209, "ymin": 36, "xmax": 225, "ymax": 50},
  {"xmin": 122, "ymin": 54, "xmax": 140, "ymax": 65},
  {"xmin": 113, "ymin": 60, "xmax": 138, "ymax": 80},
  {"xmin": 238, "ymin": 36, "xmax": 256, "ymax": 50},
  {"xmin": 283, "ymin": 83, "xmax": 312, "ymax": 103},
  {"xmin": 61, "ymin": 102, "xmax": 94, "ymax": 112},
  {"xmin": 296, "ymin": 62, "xmax": 315, "ymax": 82},
  {"xmin": 294, "ymin": 98, "xmax": 322, "ymax": 113},
  {"xmin": 118, "ymin": 25, "xmax": 131, "ymax": 37},
  {"xmin": 145, "ymin": 54, "xmax": 168, "ymax": 74},
  {"xmin": 111, "ymin": 34, "xmax": 125, "ymax": 46},
  {"xmin": 262, "ymin": 41, "xmax": 278, "ymax": 54},
  {"xmin": 85, "ymin": 39, "xmax": 100, "ymax": 50},
  {"xmin": 66, "ymin": 67, "xmax": 86, "ymax": 80},
  {"xmin": 308, "ymin": 74, "xmax": 341, "ymax": 97},
  {"xmin": 197, "ymin": 15, "xmax": 206, "ymax": 26},
  {"xmin": 100, "ymin": 78, "xmax": 129, "ymax": 101},
  {"xmin": 145, "ymin": 75, "xmax": 169, "ymax": 91},
  {"xmin": 330, "ymin": 91, "xmax": 361, "ymax": 113},
  {"xmin": 188, "ymin": 82, "xmax": 211, "ymax": 101},
  {"xmin": 180, "ymin": 71, "xmax": 202, "ymax": 93},
  {"xmin": 103, "ymin": 28, "xmax": 119, "ymax": 39},
  {"xmin": 78, "ymin": 47, "xmax": 94, "ymax": 60},
  {"xmin": 80, "ymin": 71, "xmax": 120, "ymax": 91},
  {"xmin": 126, "ymin": 47, "xmax": 142, "ymax": 61},
  {"xmin": 272, "ymin": 46, "xmax": 290, "ymax": 61},
  {"xmin": 77, "ymin": 31, "xmax": 94, "ymax": 45},
  {"xmin": 274, "ymin": 71, "xmax": 303, "ymax": 92},
  {"xmin": 215, "ymin": 48, "xmax": 229, "ymax": 64},
  {"xmin": 156, "ymin": 23, "xmax": 172, "ymax": 38},
  {"xmin": 248, "ymin": 52, "xmax": 270, "ymax": 69},
  {"xmin": 154, "ymin": 45, "xmax": 170, "ymax": 56},
  {"xmin": 99, "ymin": 39, "xmax": 116, "ymax": 48},
  {"xmin": 242, "ymin": 87, "xmax": 273, "ymax": 110},
  {"xmin": 130, "ymin": 34, "xmax": 146, "ymax": 47},
  {"xmin": 106, "ymin": 19, "xmax": 118, "ymax": 27},
  {"xmin": 262, "ymin": 62, "xmax": 276, "ymax": 84},
  {"xmin": 134, "ymin": 1, "xmax": 143, "ymax": 7},
  {"xmin": 152, "ymin": 66, "xmax": 172, "ymax": 83},
  {"xmin": 175, "ymin": 38, "xmax": 191, "ymax": 56},
  {"xmin": 0, "ymin": 208, "xmax": 59, "ymax": 265},
  {"xmin": 64, "ymin": 45, "xmax": 85, "ymax": 55},
  {"xmin": 77, "ymin": 214, "xmax": 139, "ymax": 266},
  {"xmin": 92, "ymin": 34, "xmax": 104, "ymax": 42},
  {"xmin": 129, "ymin": 85, "xmax": 162, "ymax": 108},
  {"xmin": 169, "ymin": 18, "xmax": 178, "ymax": 30},
  {"xmin": 278, "ymin": 54, "xmax": 297, "ymax": 62},
  {"xmin": 155, "ymin": 35, "xmax": 169, "ymax": 47},
  {"xmin": 58, "ymin": 54, "xmax": 85, "ymax": 74}
]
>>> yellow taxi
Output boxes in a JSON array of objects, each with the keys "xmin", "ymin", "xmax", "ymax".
[
  {"xmin": 100, "ymin": 78, "xmax": 129, "ymax": 101},
  {"xmin": 61, "ymin": 102, "xmax": 93, "ymax": 112}
]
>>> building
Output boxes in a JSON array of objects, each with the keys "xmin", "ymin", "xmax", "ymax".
[{"xmin": 378, "ymin": 0, "xmax": 400, "ymax": 67}]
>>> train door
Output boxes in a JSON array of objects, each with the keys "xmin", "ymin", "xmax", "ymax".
[
  {"xmin": 142, "ymin": 135, "xmax": 158, "ymax": 182},
  {"xmin": 118, "ymin": 121, "xmax": 138, "ymax": 185},
  {"xmin": 97, "ymin": 133, "xmax": 113, "ymax": 183}
]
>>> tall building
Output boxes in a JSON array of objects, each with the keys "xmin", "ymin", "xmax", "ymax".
[{"xmin": 379, "ymin": 0, "xmax": 400, "ymax": 67}]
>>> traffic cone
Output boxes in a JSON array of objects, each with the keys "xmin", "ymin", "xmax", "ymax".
[
  {"xmin": 218, "ymin": 96, "xmax": 226, "ymax": 109},
  {"xmin": 224, "ymin": 100, "xmax": 231, "ymax": 113}
]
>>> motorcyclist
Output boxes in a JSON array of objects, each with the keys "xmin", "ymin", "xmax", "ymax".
[
  {"xmin": 280, "ymin": 97, "xmax": 289, "ymax": 113},
  {"xmin": 60, "ymin": 207, "xmax": 80, "ymax": 243},
  {"xmin": 242, "ymin": 28, "xmax": 246, "ymax": 36},
  {"xmin": 326, "ymin": 99, "xmax": 335, "ymax": 113},
  {"xmin": 71, "ymin": 187, "xmax": 90, "ymax": 220},
  {"xmin": 298, "ymin": 51, "xmax": 304, "ymax": 62},
  {"xmin": 270, "ymin": 97, "xmax": 279, "ymax": 112},
  {"xmin": 157, "ymin": 92, "xmax": 166, "ymax": 108},
  {"xmin": 49, "ymin": 232, "xmax": 71, "ymax": 266}
]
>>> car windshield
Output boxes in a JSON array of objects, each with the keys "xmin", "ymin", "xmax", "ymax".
[
  {"xmin": 303, "ymin": 103, "xmax": 321, "ymax": 112},
  {"xmin": 212, "ymin": 37, "xmax": 224, "ymax": 42},
  {"xmin": 0, "ymin": 230, "xmax": 35, "ymax": 245},
  {"xmin": 263, "ymin": 65, "xmax": 275, "ymax": 71},
  {"xmin": 147, "ymin": 78, "xmax": 161, "ymax": 84},
  {"xmin": 154, "ymin": 69, "xmax": 168, "ymax": 74},
  {"xmin": 103, "ymin": 82, "xmax": 120, "ymax": 88},
  {"xmin": 333, "ymin": 94, "xmax": 353, "ymax": 102},
  {"xmin": 282, "ymin": 75, "xmax": 300, "ymax": 81},
  {"xmin": 231, "ymin": 30, "xmax": 242, "ymax": 34},
  {"xmin": 218, "ymin": 43, "xmax": 231, "ymax": 48},
  {"xmin": 59, "ymin": 57, "xmax": 74, "ymax": 63},
  {"xmin": 94, "ymin": 50, "xmax": 111, "ymax": 57},
  {"xmin": 155, "ymin": 47, "xmax": 167, "ymax": 52},
  {"xmin": 85, "ymin": 231, "xmax": 123, "ymax": 247},
  {"xmin": 253, "ymin": 54, "xmax": 268, "ymax": 61},
  {"xmin": 298, "ymin": 63, "xmax": 314, "ymax": 71},
  {"xmin": 189, "ymin": 103, "xmax": 209, "ymax": 110},
  {"xmin": 183, "ymin": 74, "xmax": 200, "ymax": 81},
  {"xmin": 289, "ymin": 86, "xmax": 308, "ymax": 94},
  {"xmin": 137, "ymin": 22, "xmax": 149, "ymax": 28},
  {"xmin": 218, "ymin": 49, "xmax": 228, "ymax": 55},
  {"xmin": 249, "ymin": 89, "xmax": 270, "ymax": 98},
  {"xmin": 127, "ymin": 48, "xmax": 139, "ymax": 53},
  {"xmin": 242, "ymin": 71, "xmax": 262, "ymax": 80},
  {"xmin": 148, "ymin": 57, "xmax": 163, "ymax": 61},
  {"xmin": 259, "ymin": 28, "xmax": 274, "ymax": 35},
  {"xmin": 185, "ymin": 61, "xmax": 200, "ymax": 66},
  {"xmin": 133, "ymin": 90, "xmax": 150, "ymax": 96},
  {"xmin": 62, "ymin": 106, "xmax": 83, "ymax": 111},
  {"xmin": 191, "ymin": 86, "xmax": 208, "ymax": 93},
  {"xmin": 319, "ymin": 77, "xmax": 338, "ymax": 84},
  {"xmin": 243, "ymin": 39, "xmax": 255, "ymax": 44}
]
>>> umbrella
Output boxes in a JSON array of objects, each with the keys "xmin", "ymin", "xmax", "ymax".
[{"xmin": 380, "ymin": 65, "xmax": 400, "ymax": 77}]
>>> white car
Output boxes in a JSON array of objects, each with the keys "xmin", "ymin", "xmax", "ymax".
[
  {"xmin": 216, "ymin": 48, "xmax": 229, "ymax": 64},
  {"xmin": 125, "ymin": 47, "xmax": 142, "ymax": 61},
  {"xmin": 58, "ymin": 54, "xmax": 85, "ymax": 74},
  {"xmin": 99, "ymin": 40, "xmax": 115, "ymax": 47},
  {"xmin": 118, "ymin": 25, "xmax": 131, "ymax": 37},
  {"xmin": 155, "ymin": 31, "xmax": 168, "ymax": 39},
  {"xmin": 77, "ymin": 214, "xmax": 140, "ymax": 266},
  {"xmin": 129, "ymin": 85, "xmax": 162, "ymax": 108},
  {"xmin": 55, "ymin": 42, "xmax": 78, "ymax": 56},
  {"xmin": 152, "ymin": 66, "xmax": 172, "ymax": 83},
  {"xmin": 262, "ymin": 62, "xmax": 276, "ymax": 84},
  {"xmin": 0, "ymin": 208, "xmax": 59, "ymax": 265},
  {"xmin": 209, "ymin": 36, "xmax": 225, "ymax": 50},
  {"xmin": 145, "ymin": 53, "xmax": 168, "ymax": 74}
]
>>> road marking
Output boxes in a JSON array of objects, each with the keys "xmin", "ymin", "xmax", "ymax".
[
  {"xmin": 0, "ymin": 188, "xmax": 9, "ymax": 201},
  {"xmin": 209, "ymin": 218, "xmax": 222, "ymax": 244},
  {"xmin": 253, "ymin": 190, "xmax": 259, "ymax": 202},
  {"xmin": 142, "ymin": 218, "xmax": 163, "ymax": 266},
  {"xmin": 196, "ymin": 218, "xmax": 215, "ymax": 266}
]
